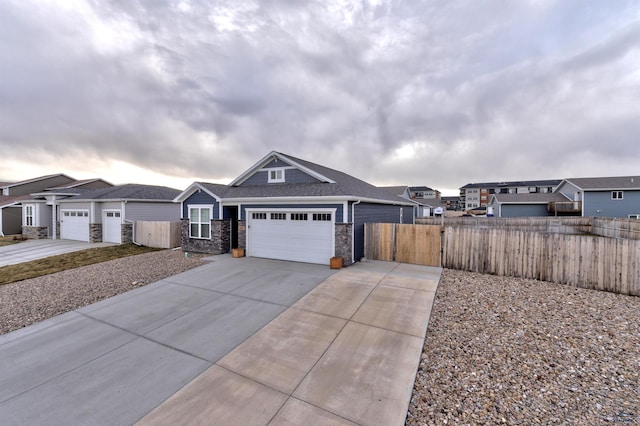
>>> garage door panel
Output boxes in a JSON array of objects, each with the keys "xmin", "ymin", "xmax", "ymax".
[
  {"xmin": 248, "ymin": 211, "xmax": 334, "ymax": 264},
  {"xmin": 60, "ymin": 210, "xmax": 90, "ymax": 242}
]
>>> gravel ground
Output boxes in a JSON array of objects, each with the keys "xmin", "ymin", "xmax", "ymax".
[
  {"xmin": 0, "ymin": 249, "xmax": 207, "ymax": 335},
  {"xmin": 407, "ymin": 269, "xmax": 640, "ymax": 425}
]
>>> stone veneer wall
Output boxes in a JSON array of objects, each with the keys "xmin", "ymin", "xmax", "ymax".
[
  {"xmin": 89, "ymin": 224, "xmax": 102, "ymax": 243},
  {"xmin": 181, "ymin": 219, "xmax": 231, "ymax": 254},
  {"xmin": 334, "ymin": 223, "xmax": 353, "ymax": 266},
  {"xmin": 121, "ymin": 223, "xmax": 133, "ymax": 244},
  {"xmin": 22, "ymin": 226, "xmax": 48, "ymax": 239},
  {"xmin": 237, "ymin": 220, "xmax": 246, "ymax": 249}
]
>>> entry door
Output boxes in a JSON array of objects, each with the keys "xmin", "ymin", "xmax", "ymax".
[{"xmin": 103, "ymin": 211, "xmax": 122, "ymax": 243}]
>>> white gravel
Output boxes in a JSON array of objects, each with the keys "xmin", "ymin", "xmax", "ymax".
[
  {"xmin": 407, "ymin": 269, "xmax": 640, "ymax": 425},
  {"xmin": 0, "ymin": 249, "xmax": 207, "ymax": 335}
]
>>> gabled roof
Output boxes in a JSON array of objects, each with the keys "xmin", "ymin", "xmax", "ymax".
[
  {"xmin": 173, "ymin": 182, "xmax": 231, "ymax": 203},
  {"xmin": 217, "ymin": 152, "xmax": 414, "ymax": 204},
  {"xmin": 46, "ymin": 178, "xmax": 113, "ymax": 190},
  {"xmin": 0, "ymin": 173, "xmax": 74, "ymax": 189},
  {"xmin": 0, "ymin": 195, "xmax": 33, "ymax": 208},
  {"xmin": 490, "ymin": 193, "xmax": 569, "ymax": 204},
  {"xmin": 562, "ymin": 176, "xmax": 640, "ymax": 191},
  {"xmin": 58, "ymin": 184, "xmax": 181, "ymax": 202},
  {"xmin": 230, "ymin": 151, "xmax": 336, "ymax": 186}
]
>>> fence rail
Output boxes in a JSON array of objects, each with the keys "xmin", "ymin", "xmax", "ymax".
[
  {"xmin": 135, "ymin": 221, "xmax": 182, "ymax": 248},
  {"xmin": 443, "ymin": 227, "xmax": 640, "ymax": 296},
  {"xmin": 365, "ymin": 219, "xmax": 640, "ymax": 296}
]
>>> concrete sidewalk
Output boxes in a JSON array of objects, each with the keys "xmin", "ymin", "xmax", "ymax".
[
  {"xmin": 0, "ymin": 255, "xmax": 441, "ymax": 426},
  {"xmin": 138, "ymin": 260, "xmax": 441, "ymax": 426},
  {"xmin": 0, "ymin": 239, "xmax": 116, "ymax": 267}
]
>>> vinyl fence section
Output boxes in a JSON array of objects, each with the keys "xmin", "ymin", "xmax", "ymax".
[
  {"xmin": 443, "ymin": 227, "xmax": 640, "ymax": 296},
  {"xmin": 364, "ymin": 223, "xmax": 441, "ymax": 267},
  {"xmin": 135, "ymin": 221, "xmax": 182, "ymax": 249}
]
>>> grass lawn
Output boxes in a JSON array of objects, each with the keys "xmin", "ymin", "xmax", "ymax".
[
  {"xmin": 0, "ymin": 235, "xmax": 26, "ymax": 247},
  {"xmin": 0, "ymin": 244, "xmax": 161, "ymax": 285}
]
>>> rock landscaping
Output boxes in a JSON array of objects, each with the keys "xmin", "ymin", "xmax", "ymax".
[
  {"xmin": 0, "ymin": 249, "xmax": 206, "ymax": 335},
  {"xmin": 407, "ymin": 269, "xmax": 640, "ymax": 425}
]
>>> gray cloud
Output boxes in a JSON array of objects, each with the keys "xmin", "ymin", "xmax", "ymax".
[{"xmin": 1, "ymin": 0, "xmax": 639, "ymax": 192}]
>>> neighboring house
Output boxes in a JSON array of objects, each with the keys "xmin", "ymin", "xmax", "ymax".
[
  {"xmin": 379, "ymin": 185, "xmax": 445, "ymax": 217},
  {"xmin": 553, "ymin": 176, "xmax": 640, "ymax": 218},
  {"xmin": 460, "ymin": 179, "xmax": 562, "ymax": 210},
  {"xmin": 22, "ymin": 184, "xmax": 180, "ymax": 243},
  {"xmin": 0, "ymin": 174, "xmax": 78, "ymax": 236},
  {"xmin": 175, "ymin": 151, "xmax": 416, "ymax": 265},
  {"xmin": 488, "ymin": 193, "xmax": 571, "ymax": 217},
  {"xmin": 408, "ymin": 186, "xmax": 441, "ymax": 200}
]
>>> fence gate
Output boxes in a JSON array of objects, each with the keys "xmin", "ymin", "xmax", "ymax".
[{"xmin": 364, "ymin": 223, "xmax": 441, "ymax": 266}]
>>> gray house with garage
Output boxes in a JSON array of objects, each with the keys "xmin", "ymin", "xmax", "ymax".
[
  {"xmin": 22, "ymin": 184, "xmax": 180, "ymax": 243},
  {"xmin": 174, "ymin": 151, "xmax": 416, "ymax": 265}
]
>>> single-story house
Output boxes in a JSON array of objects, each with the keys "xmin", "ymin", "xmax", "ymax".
[
  {"xmin": 488, "ymin": 193, "xmax": 571, "ymax": 217},
  {"xmin": 0, "ymin": 174, "xmax": 108, "ymax": 236},
  {"xmin": 553, "ymin": 176, "xmax": 640, "ymax": 218},
  {"xmin": 22, "ymin": 184, "xmax": 181, "ymax": 243},
  {"xmin": 174, "ymin": 151, "xmax": 416, "ymax": 265}
]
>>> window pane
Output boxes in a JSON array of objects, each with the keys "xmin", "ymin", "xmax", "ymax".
[
  {"xmin": 201, "ymin": 208, "xmax": 210, "ymax": 221},
  {"xmin": 190, "ymin": 208, "xmax": 198, "ymax": 220},
  {"xmin": 201, "ymin": 224, "xmax": 210, "ymax": 237},
  {"xmin": 190, "ymin": 223, "xmax": 199, "ymax": 237}
]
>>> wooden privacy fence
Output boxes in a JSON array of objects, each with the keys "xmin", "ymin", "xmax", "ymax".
[
  {"xmin": 364, "ymin": 223, "xmax": 441, "ymax": 267},
  {"xmin": 443, "ymin": 227, "xmax": 640, "ymax": 296},
  {"xmin": 135, "ymin": 221, "xmax": 181, "ymax": 248}
]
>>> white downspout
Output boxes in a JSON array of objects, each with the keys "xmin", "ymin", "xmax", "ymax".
[
  {"xmin": 351, "ymin": 199, "xmax": 361, "ymax": 264},
  {"xmin": 51, "ymin": 195, "xmax": 57, "ymax": 240}
]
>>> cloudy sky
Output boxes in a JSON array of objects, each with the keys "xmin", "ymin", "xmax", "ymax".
[{"xmin": 1, "ymin": 1, "xmax": 639, "ymax": 195}]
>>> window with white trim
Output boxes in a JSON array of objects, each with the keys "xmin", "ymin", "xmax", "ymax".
[
  {"xmin": 612, "ymin": 191, "xmax": 623, "ymax": 200},
  {"xmin": 291, "ymin": 213, "xmax": 308, "ymax": 221},
  {"xmin": 189, "ymin": 206, "xmax": 211, "ymax": 239},
  {"xmin": 25, "ymin": 205, "xmax": 34, "ymax": 226},
  {"xmin": 268, "ymin": 168, "xmax": 285, "ymax": 183},
  {"xmin": 271, "ymin": 213, "xmax": 286, "ymax": 220},
  {"xmin": 629, "ymin": 214, "xmax": 640, "ymax": 220},
  {"xmin": 312, "ymin": 213, "xmax": 332, "ymax": 221},
  {"xmin": 252, "ymin": 212, "xmax": 266, "ymax": 220}
]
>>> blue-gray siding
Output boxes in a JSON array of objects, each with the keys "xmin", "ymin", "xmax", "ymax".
[
  {"xmin": 240, "ymin": 168, "xmax": 320, "ymax": 186},
  {"xmin": 500, "ymin": 204, "xmax": 550, "ymax": 218},
  {"xmin": 182, "ymin": 191, "xmax": 220, "ymax": 219},
  {"xmin": 353, "ymin": 202, "xmax": 406, "ymax": 262},
  {"xmin": 584, "ymin": 191, "xmax": 640, "ymax": 217},
  {"xmin": 126, "ymin": 202, "xmax": 181, "ymax": 222}
]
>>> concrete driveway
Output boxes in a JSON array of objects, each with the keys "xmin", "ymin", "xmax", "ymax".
[
  {"xmin": 0, "ymin": 255, "xmax": 441, "ymax": 426},
  {"xmin": 0, "ymin": 239, "xmax": 116, "ymax": 267}
]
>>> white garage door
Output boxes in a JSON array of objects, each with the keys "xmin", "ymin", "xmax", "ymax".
[
  {"xmin": 60, "ymin": 210, "xmax": 89, "ymax": 242},
  {"xmin": 247, "ymin": 210, "xmax": 334, "ymax": 264},
  {"xmin": 103, "ymin": 211, "xmax": 122, "ymax": 243}
]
